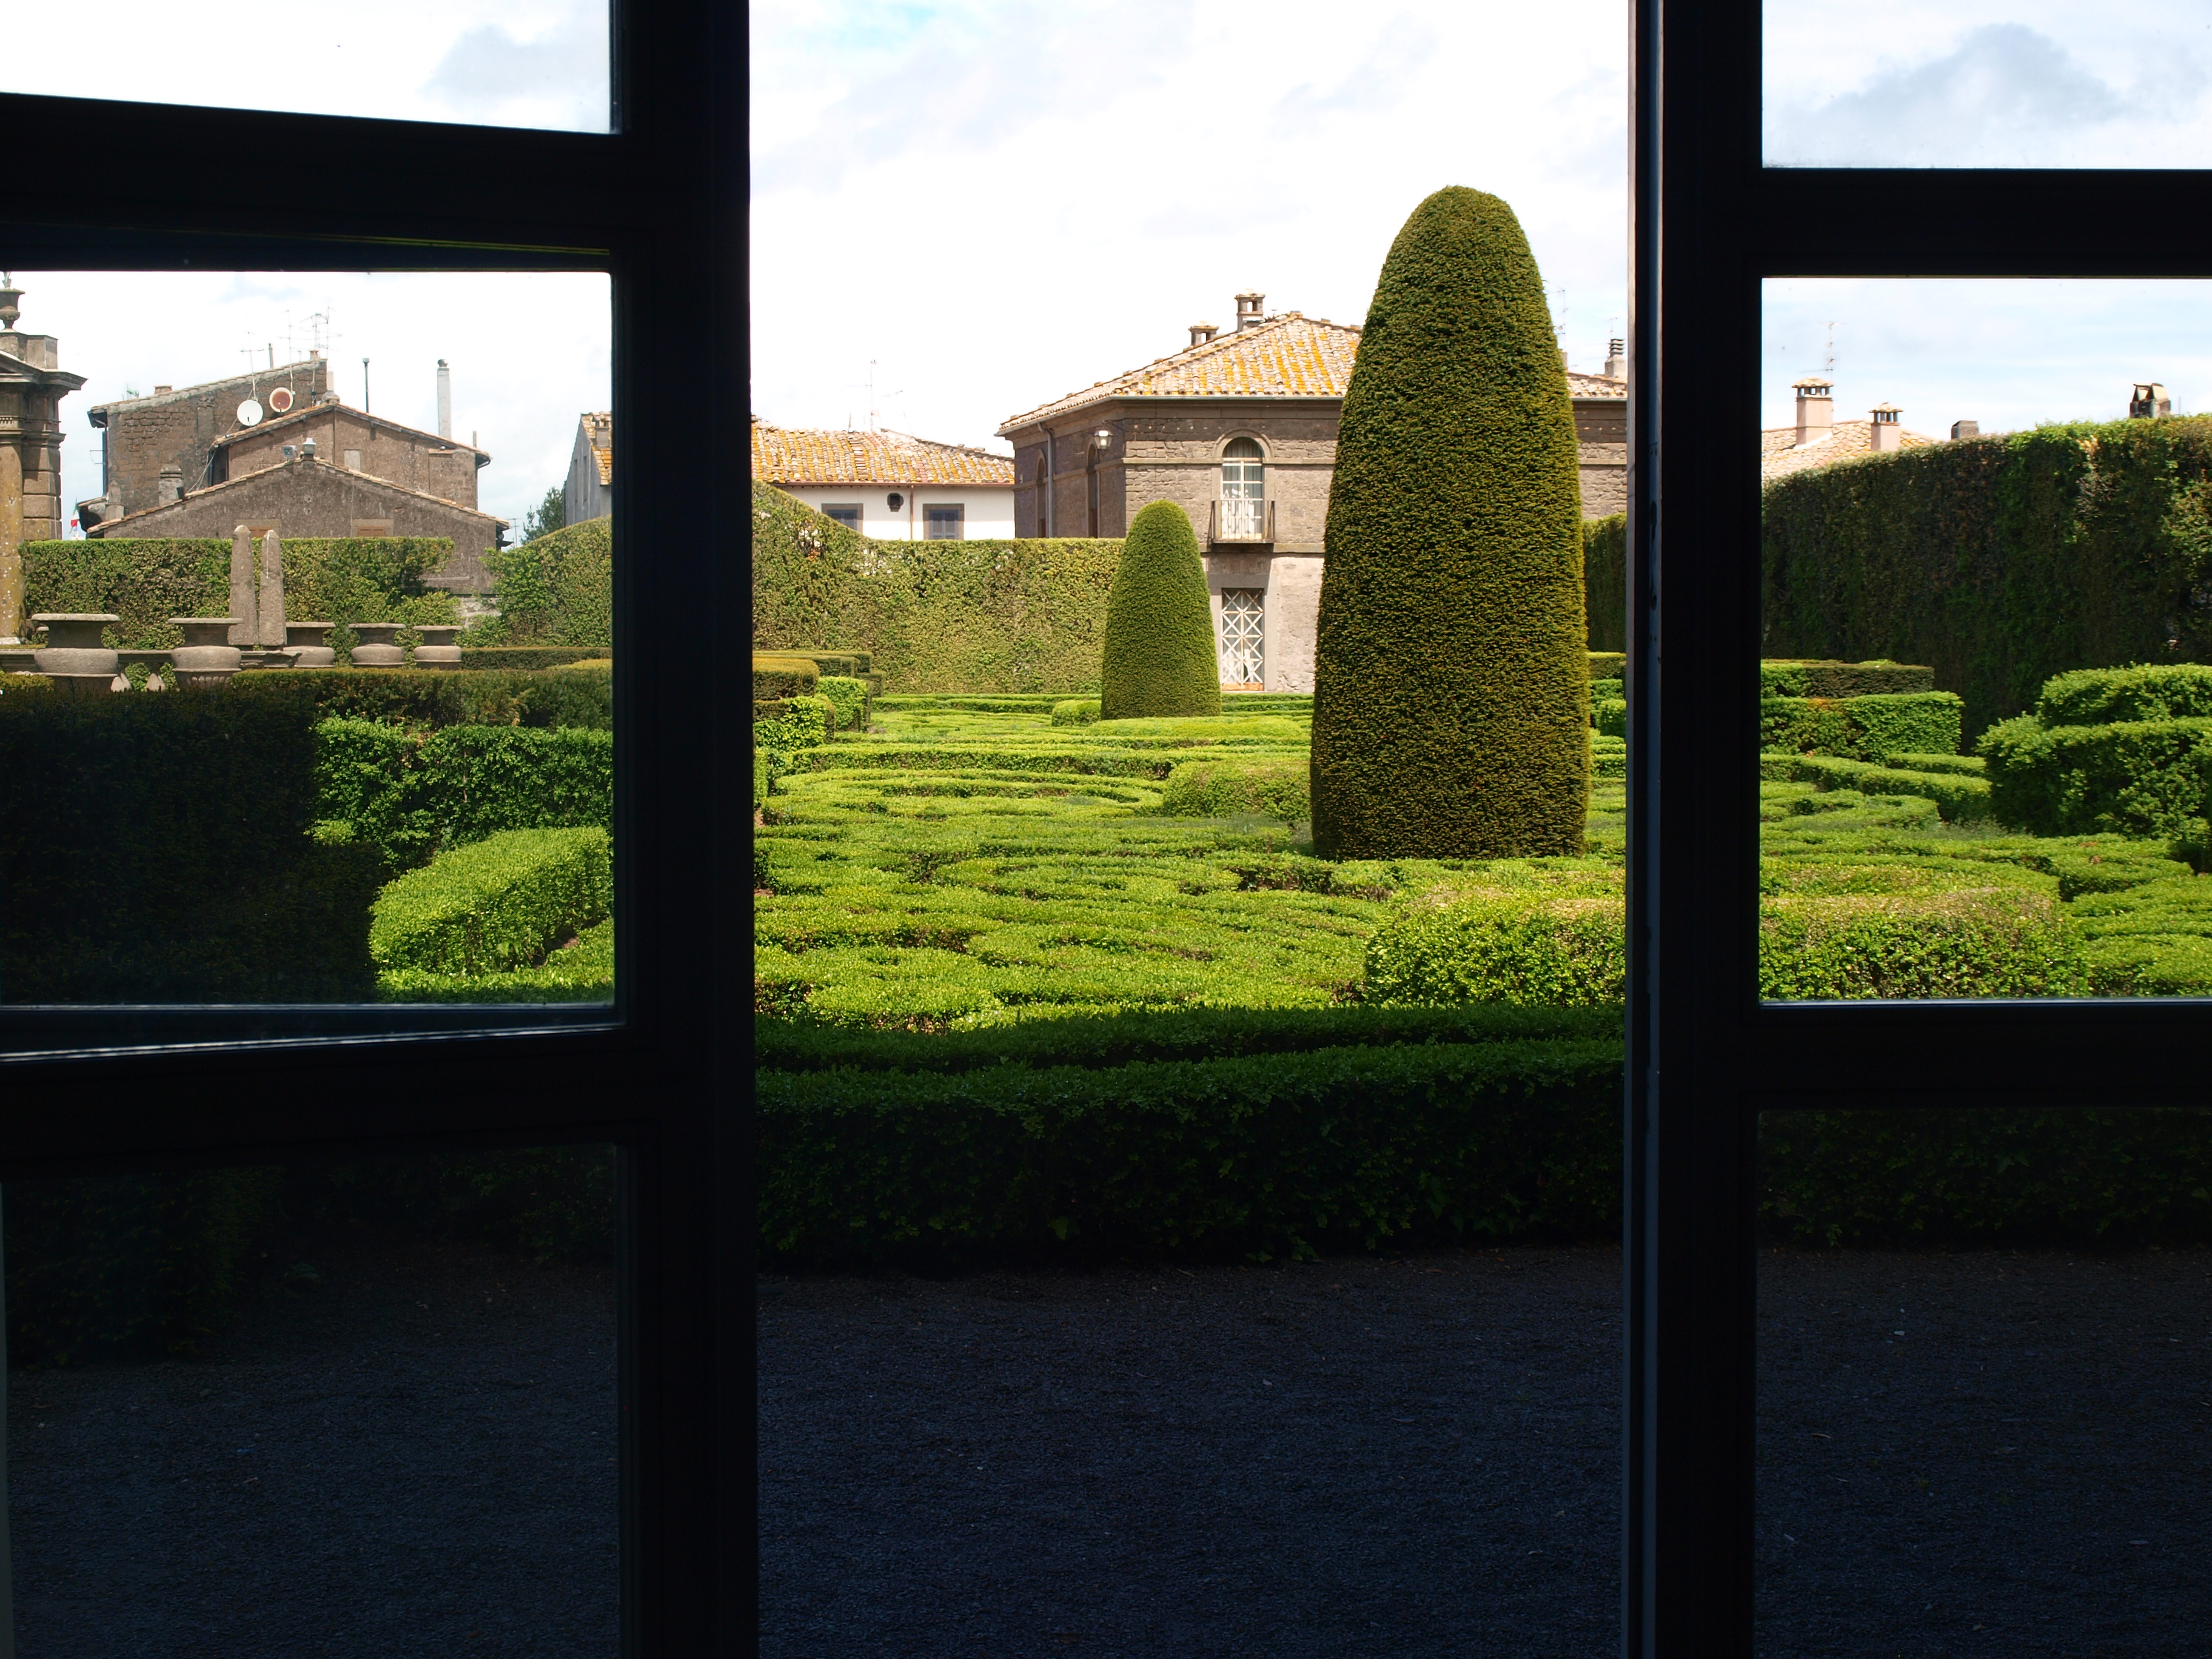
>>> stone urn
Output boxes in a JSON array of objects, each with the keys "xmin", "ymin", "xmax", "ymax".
[
  {"xmin": 169, "ymin": 618, "xmax": 243, "ymax": 689},
  {"xmin": 412, "ymin": 625, "xmax": 463, "ymax": 668},
  {"xmin": 286, "ymin": 622, "xmax": 338, "ymax": 668},
  {"xmin": 30, "ymin": 613, "xmax": 122, "ymax": 697},
  {"xmin": 350, "ymin": 622, "xmax": 406, "ymax": 668}
]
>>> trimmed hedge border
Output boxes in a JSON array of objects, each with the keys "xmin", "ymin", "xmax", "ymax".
[{"xmin": 370, "ymin": 828, "xmax": 612, "ymax": 976}]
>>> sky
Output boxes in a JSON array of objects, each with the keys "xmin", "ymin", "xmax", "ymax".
[{"xmin": 10, "ymin": 272, "xmax": 610, "ymax": 538}]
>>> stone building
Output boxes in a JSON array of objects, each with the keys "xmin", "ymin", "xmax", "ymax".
[
  {"xmin": 78, "ymin": 354, "xmax": 333, "ymax": 529},
  {"xmin": 995, "ymin": 292, "xmax": 1627, "ymax": 692},
  {"xmin": 566, "ymin": 411, "xmax": 612, "ymax": 528},
  {"xmin": 0, "ymin": 279, "xmax": 85, "ymax": 643},
  {"xmin": 88, "ymin": 449, "xmax": 507, "ymax": 594},
  {"xmin": 752, "ymin": 420, "xmax": 1015, "ymax": 539}
]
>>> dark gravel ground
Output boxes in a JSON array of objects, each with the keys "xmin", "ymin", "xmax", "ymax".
[
  {"xmin": 7, "ymin": 1236, "xmax": 618, "ymax": 1658},
  {"xmin": 759, "ymin": 1245, "xmax": 2212, "ymax": 1658}
]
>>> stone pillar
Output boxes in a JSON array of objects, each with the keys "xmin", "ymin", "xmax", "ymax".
[
  {"xmin": 228, "ymin": 525, "xmax": 256, "ymax": 646},
  {"xmin": 256, "ymin": 530, "xmax": 286, "ymax": 648},
  {"xmin": 0, "ymin": 436, "xmax": 22, "ymax": 645}
]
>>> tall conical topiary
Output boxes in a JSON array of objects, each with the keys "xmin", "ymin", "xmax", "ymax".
[
  {"xmin": 1310, "ymin": 187, "xmax": 1589, "ymax": 857},
  {"xmin": 1099, "ymin": 500, "xmax": 1222, "ymax": 719}
]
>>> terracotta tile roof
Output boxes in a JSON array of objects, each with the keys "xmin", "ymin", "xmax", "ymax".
[
  {"xmin": 86, "ymin": 455, "xmax": 507, "ymax": 537},
  {"xmin": 581, "ymin": 412, "xmax": 612, "ymax": 486},
  {"xmin": 998, "ymin": 312, "xmax": 1625, "ymax": 432},
  {"xmin": 751, "ymin": 421, "xmax": 1014, "ymax": 487},
  {"xmin": 1761, "ymin": 419, "xmax": 1940, "ymax": 482},
  {"xmin": 998, "ymin": 312, "xmax": 1364, "ymax": 431}
]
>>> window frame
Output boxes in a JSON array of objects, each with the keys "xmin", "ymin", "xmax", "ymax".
[
  {"xmin": 921, "ymin": 501, "xmax": 964, "ymax": 540},
  {"xmin": 1629, "ymin": 2, "xmax": 2212, "ymax": 1652},
  {"xmin": 0, "ymin": 3, "xmax": 739, "ymax": 1651}
]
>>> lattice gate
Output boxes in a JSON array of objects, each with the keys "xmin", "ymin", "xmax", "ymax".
[{"xmin": 1217, "ymin": 588, "xmax": 1264, "ymax": 689}]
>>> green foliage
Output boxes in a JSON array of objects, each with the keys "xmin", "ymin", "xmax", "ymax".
[
  {"xmin": 455, "ymin": 646, "xmax": 614, "ymax": 672},
  {"xmin": 1587, "ymin": 651, "xmax": 1626, "ymax": 680},
  {"xmin": 1978, "ymin": 712, "xmax": 2212, "ymax": 839},
  {"xmin": 1757, "ymin": 886, "xmax": 2074, "ymax": 997},
  {"xmin": 1762, "ymin": 1109, "xmax": 2212, "ymax": 1247},
  {"xmin": 816, "ymin": 675, "xmax": 870, "ymax": 732},
  {"xmin": 227, "ymin": 666, "xmax": 612, "ymax": 732},
  {"xmin": 2033, "ymin": 662, "xmax": 2212, "ymax": 726},
  {"xmin": 371, "ymin": 826, "xmax": 612, "ymax": 975},
  {"xmin": 754, "ymin": 694, "xmax": 836, "ymax": 755},
  {"xmin": 20, "ymin": 536, "xmax": 459, "ymax": 649},
  {"xmin": 752, "ymin": 483, "xmax": 1123, "ymax": 692},
  {"xmin": 378, "ymin": 916, "xmax": 614, "ymax": 1002},
  {"xmin": 1158, "ymin": 757, "xmax": 1309, "ymax": 823},
  {"xmin": 480, "ymin": 515, "xmax": 611, "ymax": 646},
  {"xmin": 759, "ymin": 1036, "xmax": 1623, "ymax": 1265},
  {"xmin": 1760, "ymin": 691, "xmax": 1964, "ymax": 760},
  {"xmin": 1099, "ymin": 501, "xmax": 1222, "ymax": 719},
  {"xmin": 1761, "ymin": 418, "xmax": 2212, "ymax": 738},
  {"xmin": 1051, "ymin": 698, "xmax": 1102, "ymax": 725},
  {"xmin": 522, "ymin": 483, "xmax": 566, "ymax": 543},
  {"xmin": 317, "ymin": 719, "xmax": 615, "ymax": 873},
  {"xmin": 1595, "ymin": 699, "xmax": 1628, "ymax": 738},
  {"xmin": 1880, "ymin": 752, "xmax": 1986, "ymax": 776},
  {"xmin": 1783, "ymin": 754, "xmax": 1994, "ymax": 822},
  {"xmin": 1364, "ymin": 876, "xmax": 1628, "ymax": 1007},
  {"xmin": 1759, "ymin": 660, "xmax": 1934, "ymax": 698},
  {"xmin": 1583, "ymin": 512, "xmax": 1626, "ymax": 653},
  {"xmin": 0, "ymin": 692, "xmax": 384, "ymax": 1001},
  {"xmin": 1311, "ymin": 186, "xmax": 1589, "ymax": 858}
]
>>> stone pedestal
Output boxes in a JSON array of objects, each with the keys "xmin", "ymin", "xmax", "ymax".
[
  {"xmin": 30, "ymin": 612, "xmax": 121, "ymax": 696},
  {"xmin": 169, "ymin": 617, "xmax": 243, "ymax": 688},
  {"xmin": 350, "ymin": 622, "xmax": 405, "ymax": 668},
  {"xmin": 412, "ymin": 625, "xmax": 462, "ymax": 668}
]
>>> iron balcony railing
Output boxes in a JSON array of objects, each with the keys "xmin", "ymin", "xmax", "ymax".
[{"xmin": 1207, "ymin": 497, "xmax": 1274, "ymax": 544}]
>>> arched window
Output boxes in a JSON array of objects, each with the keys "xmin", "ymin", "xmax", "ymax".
[{"xmin": 1219, "ymin": 436, "xmax": 1264, "ymax": 540}]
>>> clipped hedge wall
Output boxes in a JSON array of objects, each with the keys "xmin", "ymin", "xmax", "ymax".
[
  {"xmin": 1761, "ymin": 417, "xmax": 2212, "ymax": 737},
  {"xmin": 1583, "ymin": 512, "xmax": 1626, "ymax": 654},
  {"xmin": 455, "ymin": 646, "xmax": 613, "ymax": 672},
  {"xmin": 1760, "ymin": 691, "xmax": 1963, "ymax": 761},
  {"xmin": 752, "ymin": 654, "xmax": 819, "ymax": 701},
  {"xmin": 1100, "ymin": 501, "xmax": 1221, "ymax": 719},
  {"xmin": 227, "ymin": 666, "xmax": 612, "ymax": 732},
  {"xmin": 1158, "ymin": 757, "xmax": 1308, "ymax": 820},
  {"xmin": 1979, "ymin": 714, "xmax": 2212, "ymax": 839},
  {"xmin": 1760, "ymin": 660, "xmax": 1934, "ymax": 698},
  {"xmin": 370, "ymin": 827, "xmax": 612, "ymax": 975},
  {"xmin": 1311, "ymin": 186, "xmax": 1589, "ymax": 858},
  {"xmin": 464, "ymin": 516, "xmax": 612, "ymax": 648},
  {"xmin": 21, "ymin": 536, "xmax": 460, "ymax": 649},
  {"xmin": 752, "ymin": 482, "xmax": 1123, "ymax": 692}
]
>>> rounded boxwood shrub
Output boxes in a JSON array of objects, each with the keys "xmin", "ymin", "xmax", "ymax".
[
  {"xmin": 1099, "ymin": 500, "xmax": 1221, "ymax": 720},
  {"xmin": 1310, "ymin": 186, "xmax": 1589, "ymax": 857}
]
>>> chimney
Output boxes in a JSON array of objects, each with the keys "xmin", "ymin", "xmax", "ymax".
[
  {"xmin": 1560, "ymin": 347, "xmax": 1570, "ymax": 369},
  {"xmin": 437, "ymin": 358, "xmax": 452, "ymax": 438},
  {"xmin": 1234, "ymin": 291, "xmax": 1265, "ymax": 330},
  {"xmin": 1188, "ymin": 321, "xmax": 1219, "ymax": 347},
  {"xmin": 1604, "ymin": 338, "xmax": 1626, "ymax": 381},
  {"xmin": 156, "ymin": 463, "xmax": 183, "ymax": 504},
  {"xmin": 1792, "ymin": 377, "xmax": 1834, "ymax": 447},
  {"xmin": 1951, "ymin": 419, "xmax": 1980, "ymax": 441},
  {"xmin": 153, "ymin": 384, "xmax": 172, "ymax": 395},
  {"xmin": 1869, "ymin": 403, "xmax": 1904, "ymax": 452},
  {"xmin": 2130, "ymin": 382, "xmax": 2171, "ymax": 419}
]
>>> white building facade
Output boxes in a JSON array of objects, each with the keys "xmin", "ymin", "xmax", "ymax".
[{"xmin": 752, "ymin": 423, "xmax": 1014, "ymax": 540}]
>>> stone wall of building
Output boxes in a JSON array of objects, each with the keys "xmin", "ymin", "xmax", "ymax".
[
  {"xmin": 220, "ymin": 409, "xmax": 482, "ymax": 506},
  {"xmin": 92, "ymin": 357, "xmax": 330, "ymax": 520}
]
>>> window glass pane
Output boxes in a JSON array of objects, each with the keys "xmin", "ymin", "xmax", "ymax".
[
  {"xmin": 3, "ymin": 3, "xmax": 609, "ymax": 133},
  {"xmin": 1753, "ymin": 277, "xmax": 2212, "ymax": 1002},
  {"xmin": 7, "ymin": 1143, "xmax": 617, "ymax": 1650},
  {"xmin": 1765, "ymin": 2, "xmax": 2210, "ymax": 169},
  {"xmin": 0, "ymin": 270, "xmax": 614, "ymax": 1014},
  {"xmin": 1758, "ymin": 1108, "xmax": 2211, "ymax": 1651}
]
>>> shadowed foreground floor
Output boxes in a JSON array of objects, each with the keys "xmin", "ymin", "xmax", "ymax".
[{"xmin": 760, "ymin": 1245, "xmax": 2211, "ymax": 1659}]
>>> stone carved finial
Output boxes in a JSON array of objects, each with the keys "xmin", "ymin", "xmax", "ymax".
[
  {"xmin": 229, "ymin": 526, "xmax": 256, "ymax": 647},
  {"xmin": 257, "ymin": 529, "xmax": 286, "ymax": 648},
  {"xmin": 0, "ymin": 273, "xmax": 19, "ymax": 331}
]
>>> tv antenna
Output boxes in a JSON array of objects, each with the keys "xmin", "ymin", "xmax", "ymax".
[
  {"xmin": 865, "ymin": 360, "xmax": 905, "ymax": 432},
  {"xmin": 1825, "ymin": 320, "xmax": 1838, "ymax": 378}
]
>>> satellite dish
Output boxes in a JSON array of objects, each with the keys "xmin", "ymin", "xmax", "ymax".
[
  {"xmin": 236, "ymin": 398, "xmax": 264, "ymax": 426},
  {"xmin": 268, "ymin": 387, "xmax": 293, "ymax": 414}
]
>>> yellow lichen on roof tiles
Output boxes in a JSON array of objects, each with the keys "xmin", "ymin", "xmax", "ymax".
[
  {"xmin": 997, "ymin": 313, "xmax": 1365, "ymax": 431},
  {"xmin": 583, "ymin": 412, "xmax": 613, "ymax": 486},
  {"xmin": 751, "ymin": 421, "xmax": 1015, "ymax": 487}
]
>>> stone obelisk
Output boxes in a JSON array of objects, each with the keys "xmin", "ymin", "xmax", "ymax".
[
  {"xmin": 227, "ymin": 526, "xmax": 256, "ymax": 646},
  {"xmin": 256, "ymin": 529, "xmax": 286, "ymax": 649}
]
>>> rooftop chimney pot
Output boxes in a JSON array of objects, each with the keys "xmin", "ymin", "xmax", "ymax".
[
  {"xmin": 437, "ymin": 358, "xmax": 452, "ymax": 439},
  {"xmin": 156, "ymin": 463, "xmax": 183, "ymax": 504},
  {"xmin": 1604, "ymin": 338, "xmax": 1626, "ymax": 381},
  {"xmin": 1234, "ymin": 292, "xmax": 1265, "ymax": 330},
  {"xmin": 2130, "ymin": 382, "xmax": 2172, "ymax": 419},
  {"xmin": 1188, "ymin": 321, "xmax": 1219, "ymax": 346},
  {"xmin": 1792, "ymin": 377, "xmax": 1834, "ymax": 448},
  {"xmin": 1952, "ymin": 419, "xmax": 1980, "ymax": 441},
  {"xmin": 1869, "ymin": 402, "xmax": 1905, "ymax": 452},
  {"xmin": 153, "ymin": 384, "xmax": 171, "ymax": 395}
]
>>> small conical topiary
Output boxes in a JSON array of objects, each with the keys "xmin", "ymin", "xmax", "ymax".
[
  {"xmin": 1099, "ymin": 500, "xmax": 1222, "ymax": 719},
  {"xmin": 1310, "ymin": 187, "xmax": 1589, "ymax": 857}
]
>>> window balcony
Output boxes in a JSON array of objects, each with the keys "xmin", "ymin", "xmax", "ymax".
[{"xmin": 1207, "ymin": 497, "xmax": 1273, "ymax": 545}]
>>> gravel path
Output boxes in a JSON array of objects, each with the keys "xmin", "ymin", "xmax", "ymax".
[
  {"xmin": 760, "ymin": 1245, "xmax": 2212, "ymax": 1658},
  {"xmin": 8, "ymin": 1236, "xmax": 618, "ymax": 1658}
]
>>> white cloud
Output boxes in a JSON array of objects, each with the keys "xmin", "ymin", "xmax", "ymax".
[
  {"xmin": 7, "ymin": 271, "xmax": 609, "ymax": 536},
  {"xmin": 749, "ymin": 0, "xmax": 1631, "ymax": 454}
]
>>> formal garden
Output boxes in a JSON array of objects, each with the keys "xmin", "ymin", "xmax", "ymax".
[{"xmin": 754, "ymin": 188, "xmax": 2212, "ymax": 1270}]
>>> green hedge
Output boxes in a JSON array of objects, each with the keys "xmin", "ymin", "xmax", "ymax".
[
  {"xmin": 1761, "ymin": 418, "xmax": 2212, "ymax": 738},
  {"xmin": 753, "ymin": 694, "xmax": 835, "ymax": 757},
  {"xmin": 1158, "ymin": 757, "xmax": 1308, "ymax": 821},
  {"xmin": 752, "ymin": 483, "xmax": 1124, "ymax": 692},
  {"xmin": 1760, "ymin": 691, "xmax": 1964, "ymax": 761},
  {"xmin": 220, "ymin": 666, "xmax": 612, "ymax": 732},
  {"xmin": 1051, "ymin": 698, "xmax": 1102, "ymax": 725},
  {"xmin": 816, "ymin": 675, "xmax": 870, "ymax": 731},
  {"xmin": 1583, "ymin": 514, "xmax": 1626, "ymax": 654},
  {"xmin": 464, "ymin": 516, "xmax": 611, "ymax": 648},
  {"xmin": 0, "ymin": 692, "xmax": 384, "ymax": 1001},
  {"xmin": 2033, "ymin": 663, "xmax": 2212, "ymax": 726},
  {"xmin": 317, "ymin": 719, "xmax": 615, "ymax": 873},
  {"xmin": 456, "ymin": 646, "xmax": 613, "ymax": 671},
  {"xmin": 21, "ymin": 536, "xmax": 461, "ymax": 649},
  {"xmin": 1587, "ymin": 651, "xmax": 1626, "ymax": 680},
  {"xmin": 759, "ymin": 1036, "xmax": 1623, "ymax": 1265},
  {"xmin": 752, "ymin": 654, "xmax": 820, "ymax": 701},
  {"xmin": 1760, "ymin": 660, "xmax": 1934, "ymax": 698},
  {"xmin": 1977, "ymin": 714, "xmax": 2212, "ymax": 839},
  {"xmin": 1785, "ymin": 754, "xmax": 1993, "ymax": 820},
  {"xmin": 378, "ymin": 916, "xmax": 615, "ymax": 1002},
  {"xmin": 1595, "ymin": 699, "xmax": 1628, "ymax": 739},
  {"xmin": 370, "ymin": 826, "xmax": 612, "ymax": 976},
  {"xmin": 1311, "ymin": 187, "xmax": 1589, "ymax": 858},
  {"xmin": 1101, "ymin": 501, "xmax": 1221, "ymax": 720}
]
